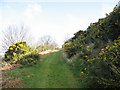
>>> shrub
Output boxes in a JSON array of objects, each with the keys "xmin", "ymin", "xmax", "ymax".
[
  {"xmin": 4, "ymin": 41, "xmax": 40, "ymax": 67},
  {"xmin": 96, "ymin": 39, "xmax": 120, "ymax": 88},
  {"xmin": 62, "ymin": 3, "xmax": 120, "ymax": 88},
  {"xmin": 85, "ymin": 39, "xmax": 120, "ymax": 88},
  {"xmin": 19, "ymin": 52, "xmax": 40, "ymax": 67},
  {"xmin": 4, "ymin": 41, "xmax": 28, "ymax": 64}
]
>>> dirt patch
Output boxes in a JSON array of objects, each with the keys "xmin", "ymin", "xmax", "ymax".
[
  {"xmin": 0, "ymin": 64, "xmax": 20, "ymax": 71},
  {"xmin": 39, "ymin": 50, "xmax": 58, "ymax": 58},
  {"xmin": 39, "ymin": 50, "xmax": 52, "ymax": 57},
  {"xmin": 1, "ymin": 70, "xmax": 32, "ymax": 88},
  {"xmin": 1, "ymin": 70, "xmax": 27, "ymax": 88},
  {"xmin": 2, "ymin": 75, "xmax": 23, "ymax": 88}
]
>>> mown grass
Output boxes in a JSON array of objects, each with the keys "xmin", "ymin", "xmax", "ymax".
[{"xmin": 2, "ymin": 50, "xmax": 80, "ymax": 88}]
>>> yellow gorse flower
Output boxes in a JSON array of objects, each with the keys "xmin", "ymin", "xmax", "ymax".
[
  {"xmin": 10, "ymin": 47, "xmax": 13, "ymax": 50},
  {"xmin": 81, "ymin": 72, "xmax": 84, "ymax": 74}
]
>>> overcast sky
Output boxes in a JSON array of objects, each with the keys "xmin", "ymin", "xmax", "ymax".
[{"xmin": 0, "ymin": 0, "xmax": 119, "ymax": 54}]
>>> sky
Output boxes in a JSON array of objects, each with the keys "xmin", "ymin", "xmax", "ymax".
[{"xmin": 0, "ymin": 0, "xmax": 119, "ymax": 55}]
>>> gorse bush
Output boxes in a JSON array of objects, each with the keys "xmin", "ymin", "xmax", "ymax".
[
  {"xmin": 96, "ymin": 39, "xmax": 120, "ymax": 88},
  {"xmin": 82, "ymin": 39, "xmax": 120, "ymax": 88},
  {"xmin": 63, "ymin": 3, "xmax": 120, "ymax": 88},
  {"xmin": 4, "ymin": 41, "xmax": 28, "ymax": 64},
  {"xmin": 63, "ymin": 4, "xmax": 120, "ymax": 59},
  {"xmin": 19, "ymin": 52, "xmax": 40, "ymax": 67},
  {"xmin": 4, "ymin": 41, "xmax": 40, "ymax": 67}
]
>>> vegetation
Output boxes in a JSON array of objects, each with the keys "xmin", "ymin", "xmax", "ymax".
[
  {"xmin": 4, "ymin": 41, "xmax": 40, "ymax": 67},
  {"xmin": 36, "ymin": 35, "xmax": 58, "ymax": 52},
  {"xmin": 1, "ymin": 25, "xmax": 32, "ymax": 52},
  {"xmin": 2, "ymin": 50, "xmax": 80, "ymax": 88},
  {"xmin": 1, "ymin": 2, "xmax": 120, "ymax": 89},
  {"xmin": 62, "ymin": 3, "xmax": 120, "ymax": 88}
]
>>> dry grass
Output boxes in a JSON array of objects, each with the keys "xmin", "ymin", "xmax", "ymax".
[
  {"xmin": 2, "ymin": 76, "xmax": 23, "ymax": 88},
  {"xmin": 39, "ymin": 50, "xmax": 57, "ymax": 57},
  {"xmin": 1, "ymin": 70, "xmax": 25, "ymax": 88},
  {"xmin": 0, "ymin": 64, "xmax": 22, "ymax": 88}
]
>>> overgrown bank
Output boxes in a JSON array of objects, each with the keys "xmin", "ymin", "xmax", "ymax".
[{"xmin": 62, "ymin": 3, "xmax": 120, "ymax": 88}]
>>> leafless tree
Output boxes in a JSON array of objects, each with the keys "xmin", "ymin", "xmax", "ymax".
[
  {"xmin": 37, "ymin": 35, "xmax": 53, "ymax": 45},
  {"xmin": 36, "ymin": 35, "xmax": 58, "ymax": 51},
  {"xmin": 1, "ymin": 24, "xmax": 32, "ymax": 52}
]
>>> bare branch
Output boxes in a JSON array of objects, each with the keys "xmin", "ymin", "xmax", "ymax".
[{"xmin": 1, "ymin": 24, "xmax": 32, "ymax": 52}]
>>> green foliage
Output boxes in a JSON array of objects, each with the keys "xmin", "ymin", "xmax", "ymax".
[
  {"xmin": 95, "ymin": 39, "xmax": 120, "ymax": 88},
  {"xmin": 36, "ymin": 42, "xmax": 58, "ymax": 53},
  {"xmin": 63, "ymin": 5, "xmax": 120, "ymax": 58},
  {"xmin": 4, "ymin": 41, "xmax": 28, "ymax": 64},
  {"xmin": 80, "ymin": 39, "xmax": 120, "ymax": 88},
  {"xmin": 36, "ymin": 44, "xmax": 48, "ymax": 52},
  {"xmin": 4, "ymin": 41, "xmax": 40, "ymax": 67},
  {"xmin": 19, "ymin": 52, "xmax": 40, "ymax": 67},
  {"xmin": 63, "ymin": 4, "xmax": 120, "ymax": 88}
]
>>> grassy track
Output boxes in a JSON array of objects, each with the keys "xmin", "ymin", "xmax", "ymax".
[{"xmin": 3, "ymin": 50, "xmax": 80, "ymax": 88}]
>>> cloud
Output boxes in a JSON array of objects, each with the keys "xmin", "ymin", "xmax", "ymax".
[{"xmin": 24, "ymin": 4, "xmax": 42, "ymax": 18}]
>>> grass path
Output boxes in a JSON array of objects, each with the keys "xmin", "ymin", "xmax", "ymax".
[{"xmin": 4, "ymin": 50, "xmax": 80, "ymax": 88}]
